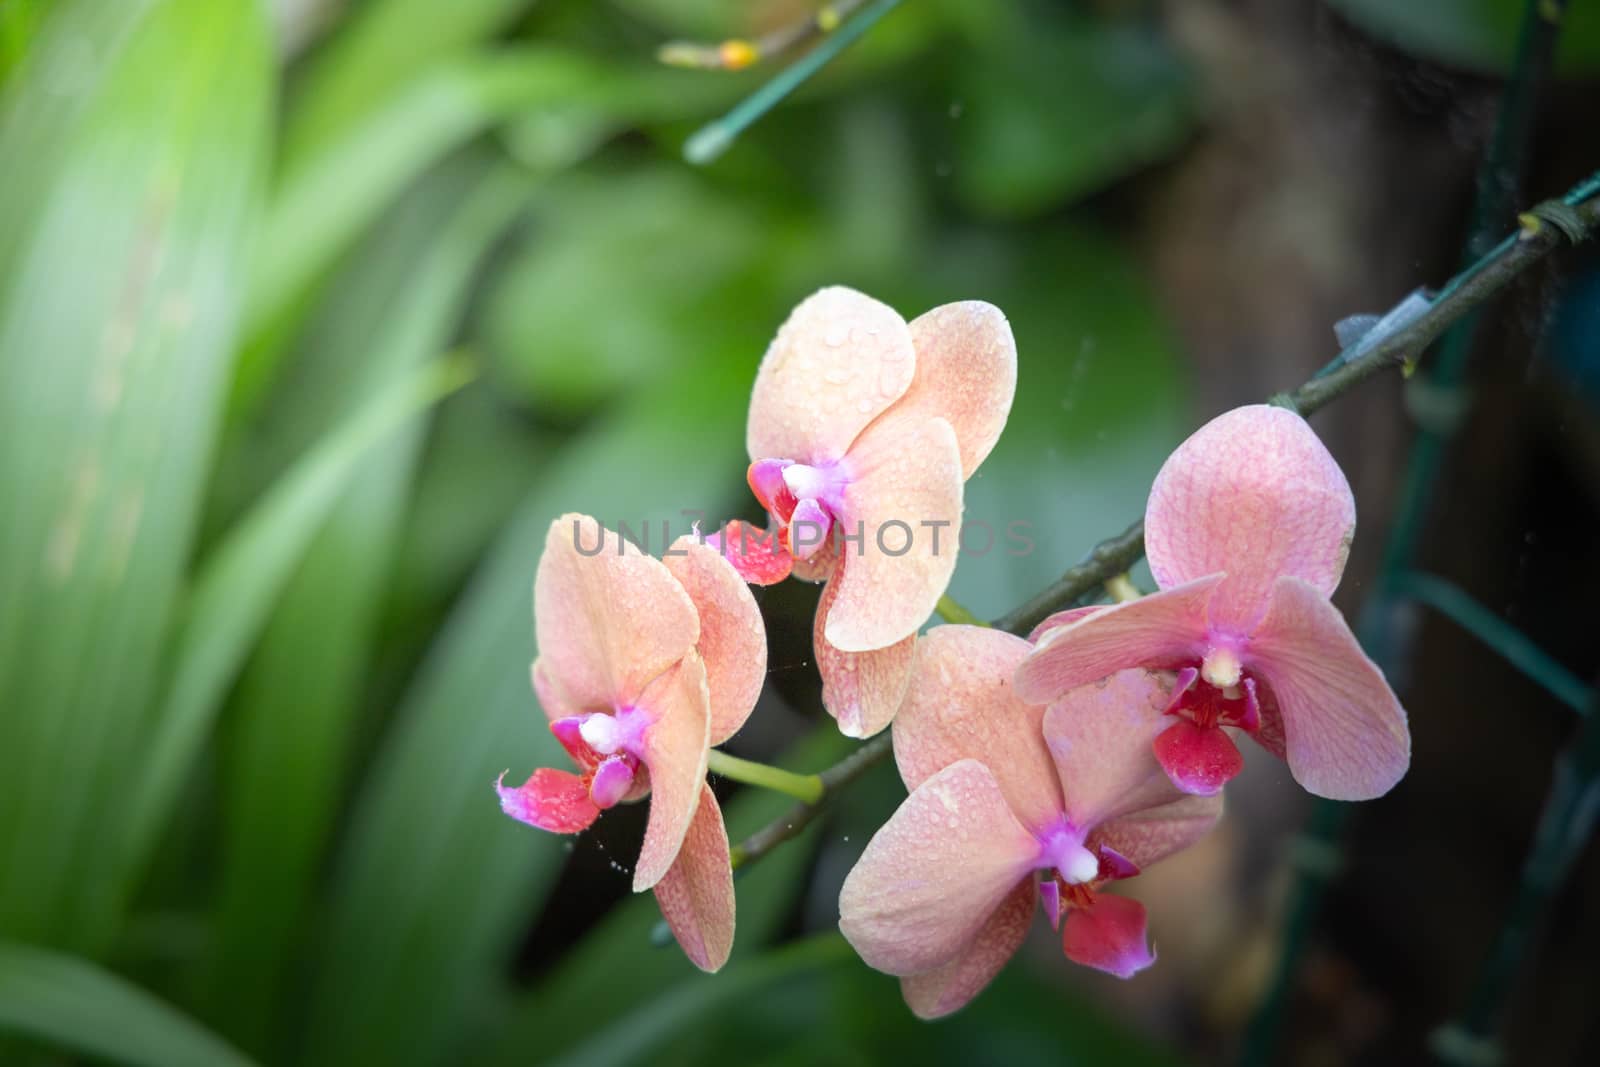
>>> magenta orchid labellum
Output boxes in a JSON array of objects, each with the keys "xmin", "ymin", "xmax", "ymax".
[
  {"xmin": 838, "ymin": 627, "xmax": 1222, "ymax": 1018},
  {"xmin": 715, "ymin": 286, "xmax": 1017, "ymax": 738},
  {"xmin": 496, "ymin": 514, "xmax": 765, "ymax": 971},
  {"xmin": 1015, "ymin": 404, "xmax": 1412, "ymax": 801}
]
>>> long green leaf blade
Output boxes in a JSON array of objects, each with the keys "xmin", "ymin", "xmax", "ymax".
[{"xmin": 0, "ymin": 0, "xmax": 272, "ymax": 952}]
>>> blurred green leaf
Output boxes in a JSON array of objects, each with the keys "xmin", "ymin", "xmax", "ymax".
[
  {"xmin": 545, "ymin": 934, "xmax": 855, "ymax": 1067},
  {"xmin": 200, "ymin": 162, "xmax": 531, "ymax": 1055},
  {"xmin": 482, "ymin": 166, "xmax": 773, "ymax": 414},
  {"xmin": 0, "ymin": 941, "xmax": 256, "ymax": 1067},
  {"xmin": 0, "ymin": 0, "xmax": 271, "ymax": 952},
  {"xmin": 301, "ymin": 354, "xmax": 756, "ymax": 1067},
  {"xmin": 1326, "ymin": 0, "xmax": 1600, "ymax": 74},
  {"xmin": 952, "ymin": 13, "xmax": 1192, "ymax": 218},
  {"xmin": 283, "ymin": 0, "xmax": 538, "ymax": 164},
  {"xmin": 0, "ymin": 0, "xmax": 50, "ymax": 85},
  {"xmin": 488, "ymin": 728, "xmax": 853, "ymax": 1066},
  {"xmin": 114, "ymin": 357, "xmax": 475, "ymax": 926},
  {"xmin": 937, "ymin": 226, "xmax": 1188, "ymax": 617}
]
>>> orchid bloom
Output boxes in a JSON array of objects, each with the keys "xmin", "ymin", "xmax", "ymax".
[
  {"xmin": 1016, "ymin": 404, "xmax": 1411, "ymax": 800},
  {"xmin": 497, "ymin": 514, "xmax": 766, "ymax": 971},
  {"xmin": 838, "ymin": 626, "xmax": 1222, "ymax": 1018},
  {"xmin": 718, "ymin": 287, "xmax": 1016, "ymax": 738}
]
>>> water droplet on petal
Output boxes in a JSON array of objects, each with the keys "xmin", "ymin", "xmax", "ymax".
[
  {"xmin": 824, "ymin": 324, "xmax": 849, "ymax": 347},
  {"xmin": 857, "ymin": 397, "xmax": 873, "ymax": 413}
]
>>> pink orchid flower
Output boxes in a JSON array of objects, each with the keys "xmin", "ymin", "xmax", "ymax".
[
  {"xmin": 497, "ymin": 514, "xmax": 766, "ymax": 971},
  {"xmin": 1016, "ymin": 404, "xmax": 1411, "ymax": 801},
  {"xmin": 838, "ymin": 626, "xmax": 1222, "ymax": 1018},
  {"xmin": 717, "ymin": 287, "xmax": 1016, "ymax": 738}
]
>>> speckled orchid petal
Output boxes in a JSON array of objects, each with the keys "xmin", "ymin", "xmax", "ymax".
[
  {"xmin": 705, "ymin": 519, "xmax": 792, "ymax": 586},
  {"xmin": 1042, "ymin": 669, "xmax": 1187, "ymax": 828},
  {"xmin": 531, "ymin": 659, "xmax": 582, "ymax": 724},
  {"xmin": 653, "ymin": 784, "xmax": 735, "ymax": 973},
  {"xmin": 1061, "ymin": 893, "xmax": 1154, "ymax": 979},
  {"xmin": 900, "ymin": 880, "xmax": 1035, "ymax": 1020},
  {"xmin": 746, "ymin": 287, "xmax": 916, "ymax": 464},
  {"xmin": 1014, "ymin": 576, "xmax": 1220, "ymax": 706},
  {"xmin": 664, "ymin": 537, "xmax": 767, "ymax": 745},
  {"xmin": 838, "ymin": 759, "xmax": 1040, "ymax": 976},
  {"xmin": 1246, "ymin": 576, "xmax": 1410, "ymax": 800},
  {"xmin": 824, "ymin": 413, "xmax": 964, "ymax": 652},
  {"xmin": 1090, "ymin": 793, "xmax": 1224, "ymax": 870},
  {"xmin": 1025, "ymin": 605, "xmax": 1105, "ymax": 645},
  {"xmin": 633, "ymin": 654, "xmax": 713, "ymax": 891},
  {"xmin": 893, "ymin": 626, "xmax": 1062, "ymax": 832},
  {"xmin": 899, "ymin": 301, "xmax": 1018, "ymax": 478},
  {"xmin": 1152, "ymin": 720, "xmax": 1243, "ymax": 797},
  {"xmin": 815, "ymin": 574, "xmax": 916, "ymax": 738},
  {"xmin": 1145, "ymin": 405, "xmax": 1356, "ymax": 633},
  {"xmin": 496, "ymin": 769, "xmax": 599, "ymax": 834},
  {"xmin": 535, "ymin": 514, "xmax": 699, "ymax": 709},
  {"xmin": 790, "ymin": 528, "xmax": 839, "ymax": 583}
]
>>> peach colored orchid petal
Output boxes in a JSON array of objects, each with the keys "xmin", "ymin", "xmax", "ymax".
[
  {"xmin": 1026, "ymin": 604, "xmax": 1105, "ymax": 645},
  {"xmin": 893, "ymin": 626, "xmax": 1062, "ymax": 832},
  {"xmin": 815, "ymin": 575, "xmax": 916, "ymax": 739},
  {"xmin": 1090, "ymin": 793, "xmax": 1223, "ymax": 870},
  {"xmin": 632, "ymin": 654, "xmax": 713, "ymax": 891},
  {"xmin": 838, "ymin": 759, "xmax": 1040, "ymax": 977},
  {"xmin": 1145, "ymin": 405, "xmax": 1355, "ymax": 633},
  {"xmin": 899, "ymin": 301, "xmax": 1018, "ymax": 478},
  {"xmin": 1014, "ymin": 576, "xmax": 1220, "ymax": 706},
  {"xmin": 746, "ymin": 287, "xmax": 916, "ymax": 464},
  {"xmin": 1246, "ymin": 576, "xmax": 1410, "ymax": 800},
  {"xmin": 789, "ymin": 525, "xmax": 839, "ymax": 582},
  {"xmin": 824, "ymin": 414, "xmax": 964, "ymax": 652},
  {"xmin": 900, "ymin": 880, "xmax": 1035, "ymax": 1020},
  {"xmin": 664, "ymin": 537, "xmax": 767, "ymax": 746},
  {"xmin": 653, "ymin": 784, "xmax": 735, "ymax": 973},
  {"xmin": 535, "ymin": 514, "xmax": 700, "ymax": 709},
  {"xmin": 1061, "ymin": 893, "xmax": 1154, "ymax": 979},
  {"xmin": 496, "ymin": 769, "xmax": 599, "ymax": 834},
  {"xmin": 1042, "ymin": 669, "xmax": 1187, "ymax": 828},
  {"xmin": 531, "ymin": 659, "xmax": 580, "ymax": 723},
  {"xmin": 706, "ymin": 519, "xmax": 793, "ymax": 586}
]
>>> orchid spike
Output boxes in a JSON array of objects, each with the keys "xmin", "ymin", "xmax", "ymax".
[
  {"xmin": 496, "ymin": 515, "xmax": 766, "ymax": 971},
  {"xmin": 1015, "ymin": 405, "xmax": 1411, "ymax": 801},
  {"xmin": 838, "ymin": 627, "xmax": 1222, "ymax": 1017},
  {"xmin": 723, "ymin": 288, "xmax": 1017, "ymax": 737}
]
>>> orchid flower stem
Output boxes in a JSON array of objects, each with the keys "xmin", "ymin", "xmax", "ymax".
[
  {"xmin": 707, "ymin": 750, "xmax": 824, "ymax": 805},
  {"xmin": 934, "ymin": 594, "xmax": 986, "ymax": 626},
  {"xmin": 680, "ymin": 0, "xmax": 904, "ymax": 165},
  {"xmin": 658, "ymin": 1, "xmax": 869, "ymax": 71},
  {"xmin": 1104, "ymin": 574, "xmax": 1142, "ymax": 604},
  {"xmin": 731, "ymin": 154, "xmax": 1600, "ymax": 887}
]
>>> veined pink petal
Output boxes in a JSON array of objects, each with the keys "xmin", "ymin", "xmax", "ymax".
[
  {"xmin": 1246, "ymin": 576, "xmax": 1410, "ymax": 800},
  {"xmin": 1061, "ymin": 893, "xmax": 1154, "ymax": 979},
  {"xmin": 900, "ymin": 880, "xmax": 1034, "ymax": 1019},
  {"xmin": 1014, "ymin": 577, "xmax": 1219, "ymax": 705},
  {"xmin": 746, "ymin": 287, "xmax": 916, "ymax": 464},
  {"xmin": 1152, "ymin": 720, "xmax": 1243, "ymax": 796},
  {"xmin": 653, "ymin": 784, "xmax": 735, "ymax": 973},
  {"xmin": 633, "ymin": 654, "xmax": 713, "ymax": 891},
  {"xmin": 1026, "ymin": 605, "xmax": 1105, "ymax": 645},
  {"xmin": 1090, "ymin": 793, "xmax": 1223, "ymax": 870},
  {"xmin": 815, "ymin": 574, "xmax": 916, "ymax": 738},
  {"xmin": 1043, "ymin": 669, "xmax": 1187, "ymax": 828},
  {"xmin": 1145, "ymin": 405, "xmax": 1356, "ymax": 633},
  {"xmin": 899, "ymin": 301, "xmax": 1018, "ymax": 478},
  {"xmin": 706, "ymin": 519, "xmax": 793, "ymax": 586},
  {"xmin": 496, "ymin": 769, "xmax": 600, "ymax": 834},
  {"xmin": 824, "ymin": 414, "xmax": 964, "ymax": 652},
  {"xmin": 535, "ymin": 514, "xmax": 699, "ymax": 709},
  {"xmin": 664, "ymin": 537, "xmax": 767, "ymax": 746},
  {"xmin": 893, "ymin": 626, "xmax": 1062, "ymax": 832},
  {"xmin": 838, "ymin": 760, "xmax": 1040, "ymax": 977}
]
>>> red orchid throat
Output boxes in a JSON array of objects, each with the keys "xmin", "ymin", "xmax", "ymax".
[{"xmin": 1035, "ymin": 823, "xmax": 1139, "ymax": 932}]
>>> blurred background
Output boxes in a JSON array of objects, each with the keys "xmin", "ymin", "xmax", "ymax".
[{"xmin": 2, "ymin": 1, "xmax": 1599, "ymax": 1065}]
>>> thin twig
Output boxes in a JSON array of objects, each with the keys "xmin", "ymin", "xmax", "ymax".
[
  {"xmin": 658, "ymin": 1, "xmax": 868, "ymax": 71},
  {"xmin": 727, "ymin": 172, "xmax": 1600, "ymax": 877}
]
